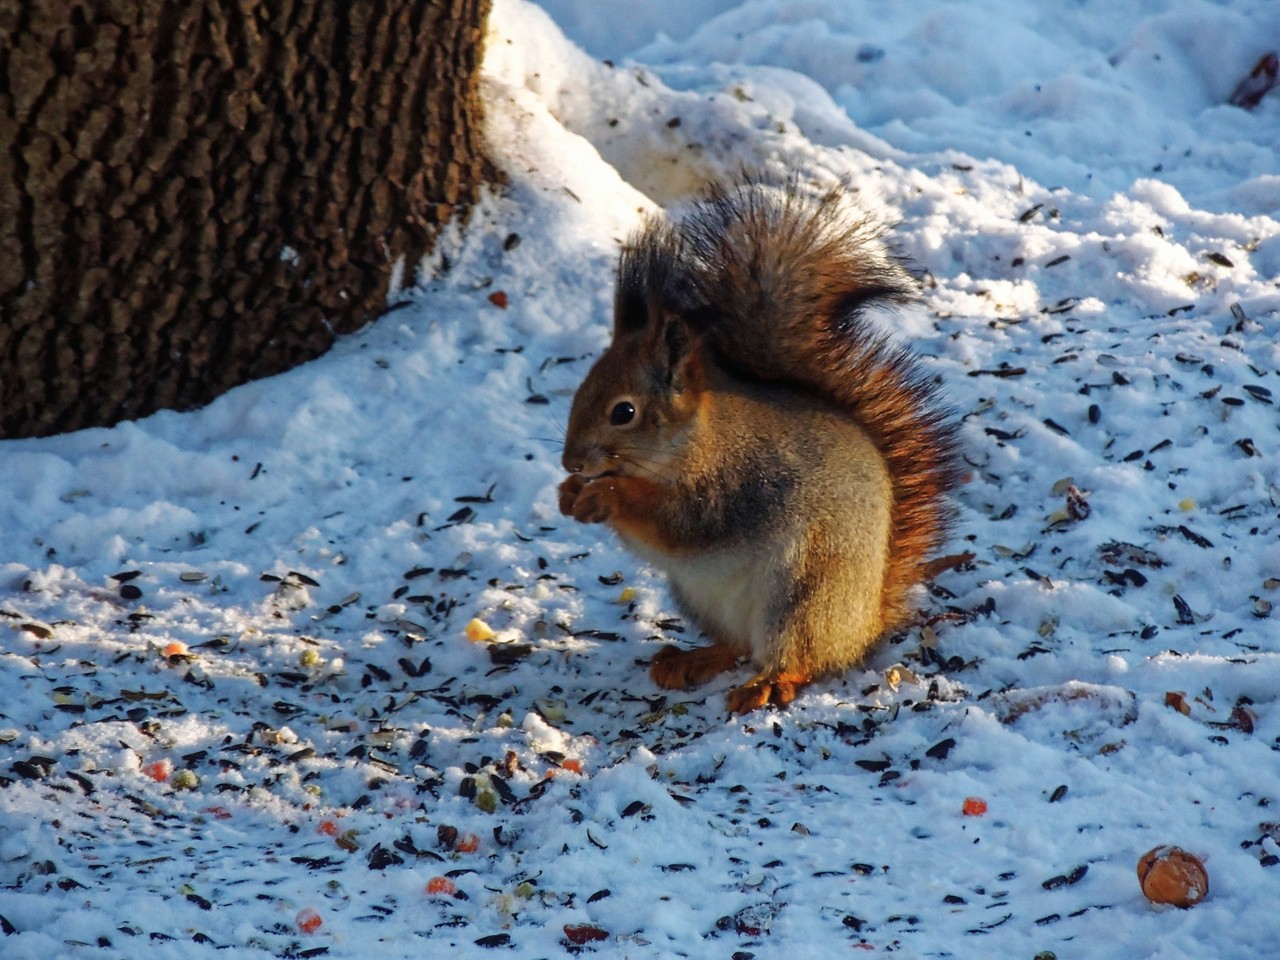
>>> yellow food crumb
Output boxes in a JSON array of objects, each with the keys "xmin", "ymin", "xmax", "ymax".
[
  {"xmin": 1179, "ymin": 498, "xmax": 1196, "ymax": 511},
  {"xmin": 465, "ymin": 618, "xmax": 496, "ymax": 642},
  {"xmin": 616, "ymin": 587, "xmax": 636, "ymax": 604}
]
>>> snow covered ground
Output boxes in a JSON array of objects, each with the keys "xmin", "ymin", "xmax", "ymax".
[{"xmin": 2, "ymin": 1, "xmax": 1279, "ymax": 957}]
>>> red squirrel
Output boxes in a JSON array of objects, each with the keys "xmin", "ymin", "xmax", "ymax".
[{"xmin": 559, "ymin": 179, "xmax": 960, "ymax": 713}]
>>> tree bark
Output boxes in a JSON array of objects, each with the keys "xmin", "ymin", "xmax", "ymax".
[{"xmin": 0, "ymin": 0, "xmax": 495, "ymax": 439}]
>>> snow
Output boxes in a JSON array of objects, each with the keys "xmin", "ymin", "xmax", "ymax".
[{"xmin": 1, "ymin": 0, "xmax": 1278, "ymax": 957}]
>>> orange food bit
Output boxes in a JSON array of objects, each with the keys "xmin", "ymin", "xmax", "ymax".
[
  {"xmin": 295, "ymin": 908, "xmax": 323, "ymax": 934},
  {"xmin": 455, "ymin": 833, "xmax": 480, "ymax": 853},
  {"xmin": 318, "ymin": 819, "xmax": 339, "ymax": 836},
  {"xmin": 1137, "ymin": 845, "xmax": 1208, "ymax": 908},
  {"xmin": 143, "ymin": 759, "xmax": 172, "ymax": 782},
  {"xmin": 561, "ymin": 759, "xmax": 583, "ymax": 774},
  {"xmin": 426, "ymin": 876, "xmax": 457, "ymax": 896},
  {"xmin": 962, "ymin": 796, "xmax": 988, "ymax": 816},
  {"xmin": 163, "ymin": 641, "xmax": 189, "ymax": 658}
]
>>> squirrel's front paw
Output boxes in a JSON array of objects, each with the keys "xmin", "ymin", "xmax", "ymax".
[
  {"xmin": 557, "ymin": 474, "xmax": 586, "ymax": 517},
  {"xmin": 569, "ymin": 478, "xmax": 615, "ymax": 524}
]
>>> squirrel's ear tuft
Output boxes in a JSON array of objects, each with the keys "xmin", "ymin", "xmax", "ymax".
[
  {"xmin": 614, "ymin": 283, "xmax": 649, "ymax": 336},
  {"xmin": 615, "ymin": 214, "xmax": 687, "ymax": 337},
  {"xmin": 614, "ymin": 229, "xmax": 655, "ymax": 336}
]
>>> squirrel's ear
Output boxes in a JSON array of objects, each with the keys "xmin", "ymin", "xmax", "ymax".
[{"xmin": 656, "ymin": 311, "xmax": 705, "ymax": 392}]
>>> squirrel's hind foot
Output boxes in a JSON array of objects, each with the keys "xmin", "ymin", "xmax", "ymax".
[
  {"xmin": 650, "ymin": 643, "xmax": 739, "ymax": 690},
  {"xmin": 725, "ymin": 671, "xmax": 812, "ymax": 714}
]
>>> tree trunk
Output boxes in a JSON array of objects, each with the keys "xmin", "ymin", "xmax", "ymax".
[{"xmin": 0, "ymin": 0, "xmax": 495, "ymax": 439}]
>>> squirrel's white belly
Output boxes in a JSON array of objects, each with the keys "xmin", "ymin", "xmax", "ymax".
[{"xmin": 643, "ymin": 544, "xmax": 780, "ymax": 662}]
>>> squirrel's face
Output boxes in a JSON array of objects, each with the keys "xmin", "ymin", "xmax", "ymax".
[{"xmin": 562, "ymin": 316, "xmax": 706, "ymax": 483}]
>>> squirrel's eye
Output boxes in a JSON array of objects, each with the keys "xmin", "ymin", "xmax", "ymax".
[{"xmin": 609, "ymin": 400, "xmax": 636, "ymax": 426}]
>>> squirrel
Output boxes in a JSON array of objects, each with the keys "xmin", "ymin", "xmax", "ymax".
[{"xmin": 558, "ymin": 177, "xmax": 961, "ymax": 714}]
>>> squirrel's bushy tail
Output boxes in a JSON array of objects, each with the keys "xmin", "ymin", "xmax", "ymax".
[{"xmin": 620, "ymin": 178, "xmax": 960, "ymax": 628}]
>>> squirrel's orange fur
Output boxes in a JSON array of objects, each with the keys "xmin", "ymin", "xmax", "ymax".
[{"xmin": 560, "ymin": 178, "xmax": 959, "ymax": 713}]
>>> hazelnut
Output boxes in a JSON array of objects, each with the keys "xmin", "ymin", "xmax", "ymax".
[{"xmin": 1137, "ymin": 845, "xmax": 1208, "ymax": 908}]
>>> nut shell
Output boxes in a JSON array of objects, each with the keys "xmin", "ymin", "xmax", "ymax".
[{"xmin": 1137, "ymin": 845, "xmax": 1208, "ymax": 908}]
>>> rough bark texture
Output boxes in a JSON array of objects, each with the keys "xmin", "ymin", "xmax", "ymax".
[{"xmin": 0, "ymin": 0, "xmax": 495, "ymax": 438}]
